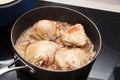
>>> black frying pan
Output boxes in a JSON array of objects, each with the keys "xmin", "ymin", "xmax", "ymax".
[{"xmin": 0, "ymin": 6, "xmax": 102, "ymax": 80}]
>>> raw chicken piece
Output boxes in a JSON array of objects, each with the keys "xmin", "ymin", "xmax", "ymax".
[
  {"xmin": 55, "ymin": 48, "xmax": 91, "ymax": 70},
  {"xmin": 25, "ymin": 40, "xmax": 59, "ymax": 67},
  {"xmin": 61, "ymin": 24, "xmax": 87, "ymax": 46},
  {"xmin": 33, "ymin": 20, "xmax": 57, "ymax": 41}
]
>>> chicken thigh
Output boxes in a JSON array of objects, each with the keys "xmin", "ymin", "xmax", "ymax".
[
  {"xmin": 55, "ymin": 48, "xmax": 92, "ymax": 70},
  {"xmin": 33, "ymin": 20, "xmax": 57, "ymax": 41},
  {"xmin": 61, "ymin": 24, "xmax": 87, "ymax": 46},
  {"xmin": 25, "ymin": 40, "xmax": 59, "ymax": 67}
]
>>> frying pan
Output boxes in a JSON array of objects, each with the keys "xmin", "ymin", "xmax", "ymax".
[{"xmin": 0, "ymin": 6, "xmax": 102, "ymax": 80}]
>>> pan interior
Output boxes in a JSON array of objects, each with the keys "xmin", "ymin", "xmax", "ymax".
[{"xmin": 11, "ymin": 6, "xmax": 101, "ymax": 72}]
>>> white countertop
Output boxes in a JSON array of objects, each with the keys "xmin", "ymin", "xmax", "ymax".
[{"xmin": 43, "ymin": 0, "xmax": 120, "ymax": 13}]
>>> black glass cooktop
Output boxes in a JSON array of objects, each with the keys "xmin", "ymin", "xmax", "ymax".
[{"xmin": 0, "ymin": 1, "xmax": 120, "ymax": 80}]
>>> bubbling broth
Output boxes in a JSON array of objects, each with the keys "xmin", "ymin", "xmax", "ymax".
[{"xmin": 15, "ymin": 19, "xmax": 96, "ymax": 71}]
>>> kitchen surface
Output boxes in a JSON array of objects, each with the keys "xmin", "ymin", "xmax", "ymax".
[
  {"xmin": 44, "ymin": 0, "xmax": 120, "ymax": 13},
  {"xmin": 0, "ymin": 0, "xmax": 120, "ymax": 80}
]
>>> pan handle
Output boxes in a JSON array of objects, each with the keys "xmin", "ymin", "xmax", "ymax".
[{"xmin": 0, "ymin": 58, "xmax": 27, "ymax": 75}]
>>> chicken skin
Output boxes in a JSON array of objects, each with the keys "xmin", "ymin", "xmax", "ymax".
[
  {"xmin": 61, "ymin": 24, "xmax": 87, "ymax": 46},
  {"xmin": 55, "ymin": 48, "xmax": 92, "ymax": 70},
  {"xmin": 25, "ymin": 40, "xmax": 59, "ymax": 67},
  {"xmin": 33, "ymin": 20, "xmax": 57, "ymax": 41}
]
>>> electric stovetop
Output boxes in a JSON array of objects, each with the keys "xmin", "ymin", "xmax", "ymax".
[{"xmin": 0, "ymin": 1, "xmax": 120, "ymax": 80}]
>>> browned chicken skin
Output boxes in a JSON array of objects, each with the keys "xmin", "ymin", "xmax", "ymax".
[
  {"xmin": 61, "ymin": 24, "xmax": 87, "ymax": 46},
  {"xmin": 55, "ymin": 48, "xmax": 93, "ymax": 70},
  {"xmin": 33, "ymin": 20, "xmax": 57, "ymax": 41},
  {"xmin": 25, "ymin": 40, "xmax": 59, "ymax": 67}
]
